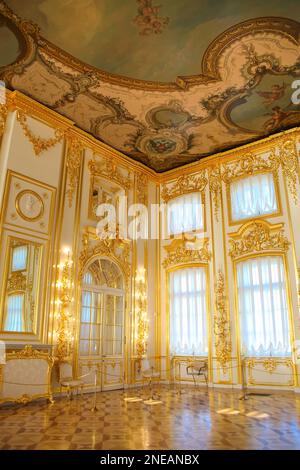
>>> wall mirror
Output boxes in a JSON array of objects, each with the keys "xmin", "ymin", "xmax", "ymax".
[{"xmin": 1, "ymin": 237, "xmax": 43, "ymax": 333}]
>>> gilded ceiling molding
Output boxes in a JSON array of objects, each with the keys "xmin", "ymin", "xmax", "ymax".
[
  {"xmin": 88, "ymin": 158, "xmax": 132, "ymax": 190},
  {"xmin": 229, "ymin": 220, "xmax": 290, "ymax": 259},
  {"xmin": 163, "ymin": 237, "xmax": 211, "ymax": 269},
  {"xmin": 66, "ymin": 137, "xmax": 84, "ymax": 208},
  {"xmin": 17, "ymin": 111, "xmax": 64, "ymax": 156},
  {"xmin": 202, "ymin": 17, "xmax": 300, "ymax": 81},
  {"xmin": 79, "ymin": 237, "xmax": 131, "ymax": 285},
  {"xmin": 214, "ymin": 270, "xmax": 232, "ymax": 373},
  {"xmin": 161, "ymin": 172, "xmax": 208, "ymax": 202},
  {"xmin": 208, "ymin": 164, "xmax": 222, "ymax": 221}
]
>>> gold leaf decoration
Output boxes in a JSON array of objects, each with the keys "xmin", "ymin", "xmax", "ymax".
[
  {"xmin": 161, "ymin": 172, "xmax": 208, "ymax": 202},
  {"xmin": 214, "ymin": 270, "xmax": 232, "ymax": 373},
  {"xmin": 0, "ymin": 103, "xmax": 8, "ymax": 137},
  {"xmin": 262, "ymin": 358, "xmax": 277, "ymax": 374},
  {"xmin": 7, "ymin": 271, "xmax": 27, "ymax": 291},
  {"xmin": 229, "ymin": 221, "xmax": 290, "ymax": 259},
  {"xmin": 208, "ymin": 164, "xmax": 222, "ymax": 221},
  {"xmin": 163, "ymin": 238, "xmax": 211, "ymax": 268},
  {"xmin": 79, "ymin": 238, "xmax": 131, "ymax": 284},
  {"xmin": 136, "ymin": 172, "xmax": 148, "ymax": 205},
  {"xmin": 277, "ymin": 139, "xmax": 300, "ymax": 204},
  {"xmin": 88, "ymin": 158, "xmax": 132, "ymax": 190},
  {"xmin": 17, "ymin": 112, "xmax": 64, "ymax": 156},
  {"xmin": 66, "ymin": 137, "xmax": 83, "ymax": 208},
  {"xmin": 222, "ymin": 152, "xmax": 279, "ymax": 184}
]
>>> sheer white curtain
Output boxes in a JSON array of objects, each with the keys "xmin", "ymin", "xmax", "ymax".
[
  {"xmin": 168, "ymin": 192, "xmax": 203, "ymax": 235},
  {"xmin": 237, "ymin": 256, "xmax": 291, "ymax": 357},
  {"xmin": 5, "ymin": 294, "xmax": 24, "ymax": 331},
  {"xmin": 12, "ymin": 246, "xmax": 28, "ymax": 271},
  {"xmin": 231, "ymin": 173, "xmax": 277, "ymax": 221},
  {"xmin": 170, "ymin": 267, "xmax": 208, "ymax": 356}
]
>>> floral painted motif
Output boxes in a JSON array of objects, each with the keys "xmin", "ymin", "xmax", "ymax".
[{"xmin": 134, "ymin": 0, "xmax": 169, "ymax": 35}]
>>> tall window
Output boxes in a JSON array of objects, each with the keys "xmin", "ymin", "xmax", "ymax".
[
  {"xmin": 236, "ymin": 256, "xmax": 291, "ymax": 357},
  {"xmin": 230, "ymin": 173, "xmax": 277, "ymax": 222},
  {"xmin": 11, "ymin": 245, "xmax": 27, "ymax": 271},
  {"xmin": 5, "ymin": 293, "xmax": 24, "ymax": 332},
  {"xmin": 167, "ymin": 192, "xmax": 203, "ymax": 236},
  {"xmin": 169, "ymin": 267, "xmax": 208, "ymax": 356},
  {"xmin": 80, "ymin": 259, "xmax": 124, "ymax": 358}
]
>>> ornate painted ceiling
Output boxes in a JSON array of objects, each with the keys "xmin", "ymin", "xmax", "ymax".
[{"xmin": 0, "ymin": 0, "xmax": 300, "ymax": 172}]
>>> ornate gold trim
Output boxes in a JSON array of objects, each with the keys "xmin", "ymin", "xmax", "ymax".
[
  {"xmin": 88, "ymin": 158, "xmax": 132, "ymax": 190},
  {"xmin": 208, "ymin": 164, "xmax": 222, "ymax": 221},
  {"xmin": 136, "ymin": 172, "xmax": 148, "ymax": 205},
  {"xmin": 0, "ymin": 103, "xmax": 8, "ymax": 137},
  {"xmin": 277, "ymin": 139, "xmax": 300, "ymax": 204},
  {"xmin": 214, "ymin": 270, "xmax": 232, "ymax": 373},
  {"xmin": 229, "ymin": 220, "xmax": 290, "ymax": 259},
  {"xmin": 161, "ymin": 172, "xmax": 207, "ymax": 202},
  {"xmin": 245, "ymin": 357, "xmax": 294, "ymax": 386},
  {"xmin": 66, "ymin": 137, "xmax": 84, "ymax": 208},
  {"xmin": 163, "ymin": 237, "xmax": 211, "ymax": 268},
  {"xmin": 15, "ymin": 189, "xmax": 44, "ymax": 222},
  {"xmin": 0, "ymin": 345, "xmax": 54, "ymax": 405},
  {"xmin": 79, "ymin": 237, "xmax": 131, "ymax": 285},
  {"xmin": 16, "ymin": 111, "xmax": 64, "ymax": 156}
]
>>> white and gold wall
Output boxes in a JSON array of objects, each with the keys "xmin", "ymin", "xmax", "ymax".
[{"xmin": 0, "ymin": 89, "xmax": 300, "ymax": 392}]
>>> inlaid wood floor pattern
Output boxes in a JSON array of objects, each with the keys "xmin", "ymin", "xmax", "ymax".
[{"xmin": 0, "ymin": 386, "xmax": 300, "ymax": 450}]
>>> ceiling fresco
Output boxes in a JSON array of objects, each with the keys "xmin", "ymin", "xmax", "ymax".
[{"xmin": 0, "ymin": 0, "xmax": 300, "ymax": 172}]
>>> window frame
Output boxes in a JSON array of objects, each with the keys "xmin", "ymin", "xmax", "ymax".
[
  {"xmin": 166, "ymin": 263, "xmax": 211, "ymax": 361},
  {"xmin": 227, "ymin": 170, "xmax": 282, "ymax": 226},
  {"xmin": 164, "ymin": 191, "xmax": 206, "ymax": 239},
  {"xmin": 4, "ymin": 291, "xmax": 25, "ymax": 332},
  {"xmin": 233, "ymin": 252, "xmax": 294, "ymax": 359}
]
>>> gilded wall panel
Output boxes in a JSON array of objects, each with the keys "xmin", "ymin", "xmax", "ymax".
[{"xmin": 3, "ymin": 171, "xmax": 56, "ymax": 236}]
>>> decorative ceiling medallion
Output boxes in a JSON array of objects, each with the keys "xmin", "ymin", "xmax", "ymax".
[
  {"xmin": 136, "ymin": 129, "xmax": 188, "ymax": 159},
  {"xmin": 15, "ymin": 189, "xmax": 44, "ymax": 222}
]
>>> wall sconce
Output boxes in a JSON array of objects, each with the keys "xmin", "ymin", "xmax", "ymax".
[
  {"xmin": 54, "ymin": 250, "xmax": 74, "ymax": 361},
  {"xmin": 135, "ymin": 267, "xmax": 148, "ymax": 358}
]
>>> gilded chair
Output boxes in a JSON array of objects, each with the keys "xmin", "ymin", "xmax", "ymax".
[{"xmin": 58, "ymin": 362, "xmax": 84, "ymax": 399}]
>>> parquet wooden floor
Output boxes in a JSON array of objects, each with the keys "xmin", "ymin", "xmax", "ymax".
[{"xmin": 0, "ymin": 386, "xmax": 300, "ymax": 450}]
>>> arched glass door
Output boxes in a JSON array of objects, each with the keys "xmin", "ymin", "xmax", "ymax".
[{"xmin": 78, "ymin": 258, "xmax": 125, "ymax": 391}]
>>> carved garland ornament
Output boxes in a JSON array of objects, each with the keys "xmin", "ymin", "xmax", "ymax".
[
  {"xmin": 136, "ymin": 172, "xmax": 148, "ymax": 205},
  {"xmin": 229, "ymin": 221, "xmax": 290, "ymax": 259},
  {"xmin": 17, "ymin": 112, "xmax": 64, "ymax": 156},
  {"xmin": 214, "ymin": 270, "xmax": 232, "ymax": 373},
  {"xmin": 208, "ymin": 164, "xmax": 222, "ymax": 221},
  {"xmin": 276, "ymin": 139, "xmax": 300, "ymax": 205},
  {"xmin": 161, "ymin": 172, "xmax": 208, "ymax": 202},
  {"xmin": 88, "ymin": 158, "xmax": 132, "ymax": 190},
  {"xmin": 79, "ymin": 238, "xmax": 131, "ymax": 284},
  {"xmin": 163, "ymin": 238, "xmax": 211, "ymax": 269},
  {"xmin": 66, "ymin": 137, "xmax": 83, "ymax": 208},
  {"xmin": 222, "ymin": 140, "xmax": 300, "ymax": 204}
]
